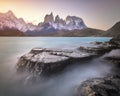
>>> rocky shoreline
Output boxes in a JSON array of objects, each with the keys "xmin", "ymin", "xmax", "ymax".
[
  {"xmin": 77, "ymin": 37, "xmax": 120, "ymax": 96},
  {"xmin": 77, "ymin": 51, "xmax": 120, "ymax": 96},
  {"xmin": 16, "ymin": 37, "xmax": 120, "ymax": 96},
  {"xmin": 17, "ymin": 48, "xmax": 96, "ymax": 75},
  {"xmin": 77, "ymin": 75, "xmax": 120, "ymax": 96}
]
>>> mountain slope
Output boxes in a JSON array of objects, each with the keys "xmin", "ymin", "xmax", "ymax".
[
  {"xmin": 104, "ymin": 22, "xmax": 120, "ymax": 37},
  {"xmin": 0, "ymin": 11, "xmax": 120, "ymax": 37},
  {"xmin": 42, "ymin": 28, "xmax": 105, "ymax": 37},
  {"xmin": 63, "ymin": 28, "xmax": 105, "ymax": 37},
  {"xmin": 0, "ymin": 27, "xmax": 25, "ymax": 36},
  {"xmin": 0, "ymin": 11, "xmax": 37, "ymax": 32},
  {"xmin": 45, "ymin": 22, "xmax": 120, "ymax": 37},
  {"xmin": 0, "ymin": 11, "xmax": 87, "ymax": 35}
]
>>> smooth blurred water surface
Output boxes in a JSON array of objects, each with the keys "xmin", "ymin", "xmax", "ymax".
[{"xmin": 0, "ymin": 37, "xmax": 111, "ymax": 96}]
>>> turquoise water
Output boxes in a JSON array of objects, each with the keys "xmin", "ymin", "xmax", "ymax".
[{"xmin": 0, "ymin": 37, "xmax": 111, "ymax": 96}]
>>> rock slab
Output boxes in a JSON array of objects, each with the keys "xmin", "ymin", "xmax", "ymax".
[
  {"xmin": 77, "ymin": 76, "xmax": 120, "ymax": 96},
  {"xmin": 17, "ymin": 48, "xmax": 94, "ymax": 75}
]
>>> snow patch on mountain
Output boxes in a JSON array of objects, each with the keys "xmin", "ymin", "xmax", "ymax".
[
  {"xmin": 0, "ymin": 11, "xmax": 36, "ymax": 32},
  {"xmin": 0, "ymin": 11, "xmax": 87, "ymax": 33}
]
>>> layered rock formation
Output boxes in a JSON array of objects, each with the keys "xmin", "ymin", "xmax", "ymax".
[
  {"xmin": 44, "ymin": 12, "xmax": 54, "ymax": 24},
  {"xmin": 77, "ymin": 76, "xmax": 120, "ymax": 96},
  {"xmin": 17, "ymin": 37, "xmax": 120, "ymax": 75},
  {"xmin": 16, "ymin": 37, "xmax": 120, "ymax": 95},
  {"xmin": 17, "ymin": 48, "xmax": 95, "ymax": 75},
  {"xmin": 77, "ymin": 38, "xmax": 120, "ymax": 96}
]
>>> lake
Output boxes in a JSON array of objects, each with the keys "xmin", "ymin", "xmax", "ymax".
[{"xmin": 0, "ymin": 37, "xmax": 111, "ymax": 96}]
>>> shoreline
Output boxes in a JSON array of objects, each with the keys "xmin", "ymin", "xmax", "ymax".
[{"xmin": 16, "ymin": 36, "xmax": 120, "ymax": 96}]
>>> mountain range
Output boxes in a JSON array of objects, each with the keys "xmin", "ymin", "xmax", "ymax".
[
  {"xmin": 49, "ymin": 22, "xmax": 120, "ymax": 37},
  {"xmin": 0, "ymin": 10, "xmax": 120, "ymax": 37},
  {"xmin": 0, "ymin": 11, "xmax": 86, "ymax": 35}
]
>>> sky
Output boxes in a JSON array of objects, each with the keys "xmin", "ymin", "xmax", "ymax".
[{"xmin": 0, "ymin": 0, "xmax": 120, "ymax": 30}]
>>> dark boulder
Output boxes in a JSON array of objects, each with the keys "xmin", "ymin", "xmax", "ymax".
[
  {"xmin": 109, "ymin": 36, "xmax": 120, "ymax": 49},
  {"xmin": 77, "ymin": 76, "xmax": 120, "ymax": 96}
]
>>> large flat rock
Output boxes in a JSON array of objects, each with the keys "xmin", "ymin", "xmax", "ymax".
[{"xmin": 17, "ymin": 48, "xmax": 95, "ymax": 75}]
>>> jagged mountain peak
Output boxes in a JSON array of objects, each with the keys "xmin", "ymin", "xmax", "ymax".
[
  {"xmin": 65, "ymin": 16, "xmax": 86, "ymax": 30},
  {"xmin": 66, "ymin": 16, "xmax": 83, "ymax": 23},
  {"xmin": 0, "ymin": 11, "xmax": 36, "ymax": 32},
  {"xmin": 0, "ymin": 11, "xmax": 87, "ymax": 35},
  {"xmin": 0, "ymin": 10, "xmax": 15, "ymax": 18},
  {"xmin": 5, "ymin": 10, "xmax": 16, "ymax": 18},
  {"xmin": 66, "ymin": 16, "xmax": 82, "ymax": 20},
  {"xmin": 55, "ymin": 15, "xmax": 60, "ymax": 20},
  {"xmin": 44, "ymin": 12, "xmax": 54, "ymax": 23},
  {"xmin": 55, "ymin": 15, "xmax": 61, "ymax": 23},
  {"xmin": 50, "ymin": 12, "xmax": 53, "ymax": 16},
  {"xmin": 6, "ymin": 10, "xmax": 14, "ymax": 15},
  {"xmin": 43, "ymin": 13, "xmax": 87, "ymax": 30},
  {"xmin": 18, "ymin": 18, "xmax": 25, "ymax": 23}
]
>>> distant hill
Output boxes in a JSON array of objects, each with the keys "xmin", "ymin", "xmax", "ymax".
[
  {"xmin": 45, "ymin": 28, "xmax": 105, "ymax": 37},
  {"xmin": 104, "ymin": 22, "xmax": 120, "ymax": 37},
  {"xmin": 0, "ymin": 27, "xmax": 25, "ymax": 36},
  {"xmin": 45, "ymin": 22, "xmax": 120, "ymax": 37}
]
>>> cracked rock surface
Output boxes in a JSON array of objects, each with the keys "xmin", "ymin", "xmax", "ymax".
[{"xmin": 17, "ymin": 48, "xmax": 94, "ymax": 75}]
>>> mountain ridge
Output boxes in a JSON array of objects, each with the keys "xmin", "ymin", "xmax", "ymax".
[
  {"xmin": 0, "ymin": 10, "xmax": 120, "ymax": 37},
  {"xmin": 0, "ymin": 27, "xmax": 25, "ymax": 36},
  {"xmin": 0, "ymin": 11, "xmax": 87, "ymax": 35}
]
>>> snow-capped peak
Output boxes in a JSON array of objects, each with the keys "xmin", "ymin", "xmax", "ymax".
[
  {"xmin": 0, "ymin": 11, "xmax": 36, "ymax": 32},
  {"xmin": 6, "ymin": 10, "xmax": 14, "ymax": 16},
  {"xmin": 44, "ymin": 12, "xmax": 54, "ymax": 24},
  {"xmin": 0, "ymin": 11, "xmax": 87, "ymax": 34},
  {"xmin": 65, "ymin": 16, "xmax": 86, "ymax": 30},
  {"xmin": 43, "ymin": 13, "xmax": 87, "ymax": 30}
]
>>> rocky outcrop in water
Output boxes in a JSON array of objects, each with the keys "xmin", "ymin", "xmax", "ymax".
[
  {"xmin": 78, "ymin": 44, "xmax": 111, "ymax": 54},
  {"xmin": 77, "ymin": 38, "xmax": 120, "ymax": 96},
  {"xmin": 77, "ymin": 75, "xmax": 120, "ymax": 96},
  {"xmin": 16, "ymin": 37, "xmax": 120, "ymax": 95},
  {"xmin": 79, "ymin": 43, "xmax": 113, "ymax": 55},
  {"xmin": 109, "ymin": 36, "xmax": 120, "ymax": 48},
  {"xmin": 77, "ymin": 53, "xmax": 120, "ymax": 96},
  {"xmin": 17, "ymin": 37, "xmax": 120, "ymax": 76},
  {"xmin": 17, "ymin": 48, "xmax": 95, "ymax": 75},
  {"xmin": 78, "ymin": 37, "xmax": 120, "ymax": 55}
]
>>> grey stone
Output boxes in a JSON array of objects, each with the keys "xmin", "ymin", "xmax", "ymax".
[
  {"xmin": 17, "ymin": 48, "xmax": 94, "ymax": 75},
  {"xmin": 77, "ymin": 76, "xmax": 120, "ymax": 96}
]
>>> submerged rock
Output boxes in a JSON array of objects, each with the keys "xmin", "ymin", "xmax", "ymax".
[{"xmin": 17, "ymin": 48, "xmax": 95, "ymax": 75}]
